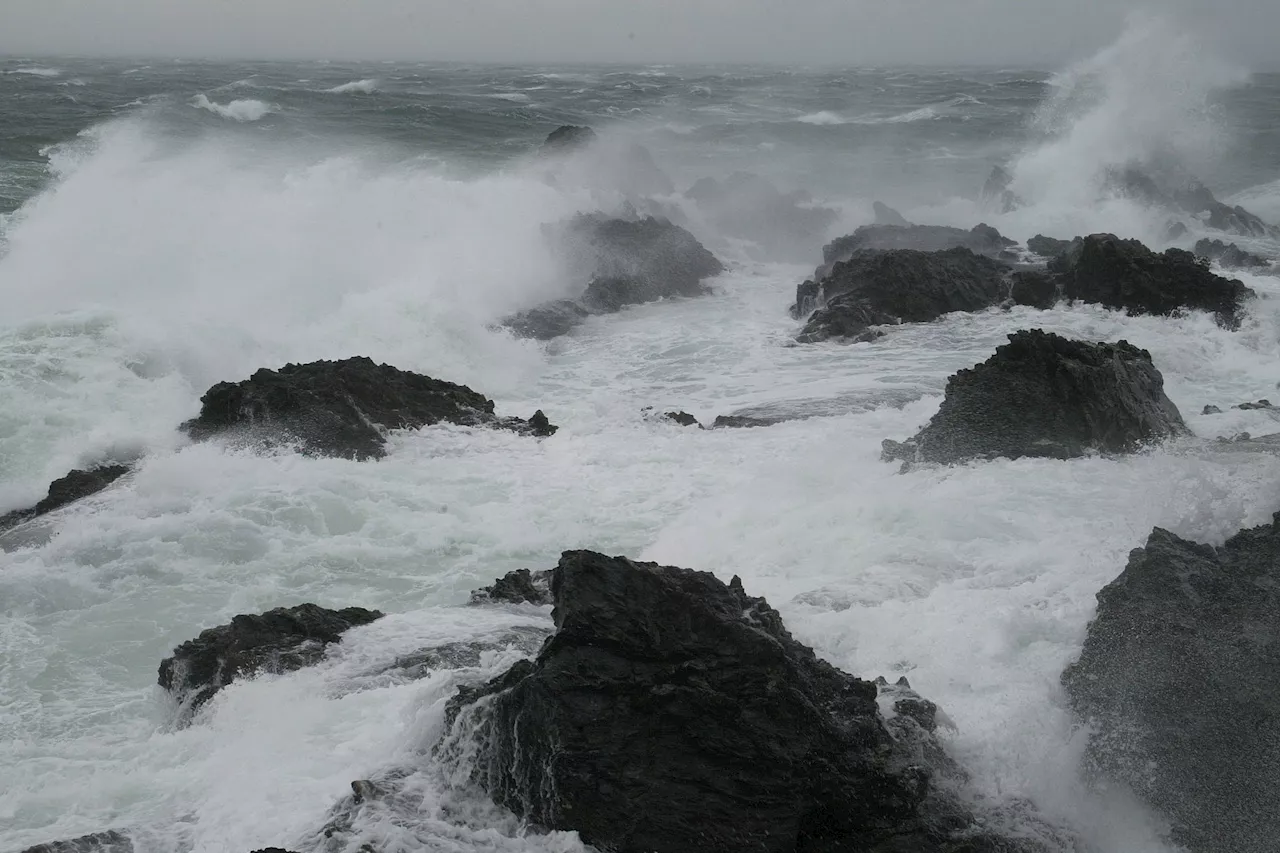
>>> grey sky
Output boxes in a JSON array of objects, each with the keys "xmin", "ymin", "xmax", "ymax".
[{"xmin": 0, "ymin": 0, "xmax": 1273, "ymax": 68}]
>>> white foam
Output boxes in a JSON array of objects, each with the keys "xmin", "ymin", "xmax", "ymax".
[
  {"xmin": 190, "ymin": 94, "xmax": 275, "ymax": 122},
  {"xmin": 326, "ymin": 79, "xmax": 379, "ymax": 94},
  {"xmin": 8, "ymin": 66, "xmax": 62, "ymax": 78},
  {"xmin": 797, "ymin": 110, "xmax": 847, "ymax": 126}
]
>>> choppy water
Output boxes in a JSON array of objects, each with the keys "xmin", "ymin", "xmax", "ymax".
[{"xmin": 4, "ymin": 14, "xmax": 1280, "ymax": 853}]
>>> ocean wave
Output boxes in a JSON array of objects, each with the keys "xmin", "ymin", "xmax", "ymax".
[
  {"xmin": 7, "ymin": 67, "xmax": 62, "ymax": 78},
  {"xmin": 797, "ymin": 111, "xmax": 847, "ymax": 126},
  {"xmin": 326, "ymin": 79, "xmax": 379, "ymax": 94},
  {"xmin": 190, "ymin": 95, "xmax": 275, "ymax": 122},
  {"xmin": 484, "ymin": 92, "xmax": 531, "ymax": 103}
]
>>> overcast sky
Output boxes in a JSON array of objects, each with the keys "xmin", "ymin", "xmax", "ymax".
[{"xmin": 0, "ymin": 0, "xmax": 1274, "ymax": 68}]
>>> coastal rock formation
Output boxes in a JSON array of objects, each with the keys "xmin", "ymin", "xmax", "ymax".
[
  {"xmin": 441, "ymin": 550, "xmax": 1058, "ymax": 853},
  {"xmin": 1062, "ymin": 517, "xmax": 1280, "ymax": 853},
  {"xmin": 468, "ymin": 568, "xmax": 554, "ymax": 606},
  {"xmin": 1194, "ymin": 238, "xmax": 1270, "ymax": 269},
  {"xmin": 18, "ymin": 831, "xmax": 133, "ymax": 853},
  {"xmin": 181, "ymin": 357, "xmax": 556, "ymax": 460},
  {"xmin": 817, "ymin": 223, "xmax": 1016, "ymax": 279},
  {"xmin": 0, "ymin": 465, "xmax": 132, "ymax": 532},
  {"xmin": 158, "ymin": 604, "xmax": 384, "ymax": 715},
  {"xmin": 1109, "ymin": 166, "xmax": 1280, "ymax": 238},
  {"xmin": 882, "ymin": 330, "xmax": 1186, "ymax": 464},
  {"xmin": 796, "ymin": 247, "xmax": 1011, "ymax": 343},
  {"xmin": 504, "ymin": 214, "xmax": 723, "ymax": 339},
  {"xmin": 872, "ymin": 201, "xmax": 911, "ymax": 226},
  {"xmin": 539, "ymin": 125, "xmax": 597, "ymax": 154},
  {"xmin": 1026, "ymin": 234, "xmax": 1078, "ymax": 259}
]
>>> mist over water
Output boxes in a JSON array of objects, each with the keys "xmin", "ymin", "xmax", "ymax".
[{"xmin": 3, "ymin": 14, "xmax": 1280, "ymax": 853}]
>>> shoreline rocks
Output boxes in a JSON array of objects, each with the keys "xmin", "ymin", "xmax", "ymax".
[
  {"xmin": 818, "ymin": 223, "xmax": 1017, "ymax": 279},
  {"xmin": 883, "ymin": 330, "xmax": 1186, "ymax": 465},
  {"xmin": 0, "ymin": 465, "xmax": 132, "ymax": 533},
  {"xmin": 1194, "ymin": 238, "xmax": 1270, "ymax": 270},
  {"xmin": 18, "ymin": 831, "xmax": 133, "ymax": 853},
  {"xmin": 181, "ymin": 357, "xmax": 556, "ymax": 460},
  {"xmin": 1062, "ymin": 516, "xmax": 1280, "ymax": 853}
]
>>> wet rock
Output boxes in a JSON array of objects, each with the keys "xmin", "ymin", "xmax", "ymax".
[
  {"xmin": 441, "ymin": 550, "xmax": 1057, "ymax": 853},
  {"xmin": 540, "ymin": 125, "xmax": 597, "ymax": 154},
  {"xmin": 872, "ymin": 200, "xmax": 911, "ymax": 226},
  {"xmin": 1109, "ymin": 166, "xmax": 1279, "ymax": 239},
  {"xmin": 685, "ymin": 172, "xmax": 838, "ymax": 261},
  {"xmin": 661, "ymin": 411, "xmax": 701, "ymax": 428},
  {"xmin": 818, "ymin": 223, "xmax": 1016, "ymax": 278},
  {"xmin": 469, "ymin": 568, "xmax": 554, "ymax": 606},
  {"xmin": 1236, "ymin": 399, "xmax": 1273, "ymax": 410},
  {"xmin": 981, "ymin": 165, "xmax": 1022, "ymax": 212},
  {"xmin": 710, "ymin": 415, "xmax": 774, "ymax": 429},
  {"xmin": 19, "ymin": 831, "xmax": 133, "ymax": 853},
  {"xmin": 883, "ymin": 330, "xmax": 1186, "ymax": 465},
  {"xmin": 0, "ymin": 465, "xmax": 131, "ymax": 533},
  {"xmin": 1026, "ymin": 234, "xmax": 1078, "ymax": 259},
  {"xmin": 371, "ymin": 627, "xmax": 552, "ymax": 682},
  {"xmin": 1202, "ymin": 405, "xmax": 1222, "ymax": 415},
  {"xmin": 790, "ymin": 279, "xmax": 821, "ymax": 319},
  {"xmin": 504, "ymin": 214, "xmax": 723, "ymax": 340},
  {"xmin": 1062, "ymin": 517, "xmax": 1280, "ymax": 853},
  {"xmin": 158, "ymin": 604, "xmax": 384, "ymax": 716},
  {"xmin": 249, "ymin": 849, "xmax": 302, "ymax": 853},
  {"xmin": 796, "ymin": 247, "xmax": 1011, "ymax": 343},
  {"xmin": 1008, "ymin": 270, "xmax": 1060, "ymax": 310},
  {"xmin": 1194, "ymin": 238, "xmax": 1269, "ymax": 269},
  {"xmin": 1051, "ymin": 234, "xmax": 1255, "ymax": 329},
  {"xmin": 181, "ymin": 357, "xmax": 556, "ymax": 460}
]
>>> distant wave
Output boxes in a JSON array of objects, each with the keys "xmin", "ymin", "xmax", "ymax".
[
  {"xmin": 484, "ymin": 92, "xmax": 531, "ymax": 103},
  {"xmin": 8, "ymin": 67, "xmax": 62, "ymax": 78},
  {"xmin": 327, "ymin": 79, "xmax": 378, "ymax": 94},
  {"xmin": 878, "ymin": 106, "xmax": 939, "ymax": 124},
  {"xmin": 191, "ymin": 94, "xmax": 275, "ymax": 122},
  {"xmin": 797, "ymin": 111, "xmax": 847, "ymax": 126}
]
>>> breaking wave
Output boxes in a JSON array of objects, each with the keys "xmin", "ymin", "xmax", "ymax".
[{"xmin": 190, "ymin": 95, "xmax": 275, "ymax": 122}]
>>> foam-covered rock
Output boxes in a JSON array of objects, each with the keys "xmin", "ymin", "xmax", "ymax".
[{"xmin": 0, "ymin": 465, "xmax": 131, "ymax": 532}]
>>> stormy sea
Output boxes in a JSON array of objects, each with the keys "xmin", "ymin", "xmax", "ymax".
[{"xmin": 3, "ymin": 16, "xmax": 1279, "ymax": 853}]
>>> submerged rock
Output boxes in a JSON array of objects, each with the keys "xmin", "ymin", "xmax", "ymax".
[
  {"xmin": 1051, "ymin": 234, "xmax": 1254, "ymax": 329},
  {"xmin": 685, "ymin": 172, "xmax": 838, "ymax": 261},
  {"xmin": 796, "ymin": 247, "xmax": 1011, "ymax": 343},
  {"xmin": 1193, "ymin": 238, "xmax": 1270, "ymax": 269},
  {"xmin": 181, "ymin": 357, "xmax": 556, "ymax": 460},
  {"xmin": 1062, "ymin": 517, "xmax": 1280, "ymax": 853},
  {"xmin": 504, "ymin": 214, "xmax": 724, "ymax": 339},
  {"xmin": 19, "ymin": 831, "xmax": 133, "ymax": 853},
  {"xmin": 158, "ymin": 604, "xmax": 384, "ymax": 716},
  {"xmin": 883, "ymin": 330, "xmax": 1186, "ymax": 465},
  {"xmin": 539, "ymin": 125, "xmax": 598, "ymax": 154},
  {"xmin": 818, "ymin": 223, "xmax": 1016, "ymax": 278},
  {"xmin": 441, "ymin": 550, "xmax": 1057, "ymax": 853},
  {"xmin": 0, "ymin": 465, "xmax": 132, "ymax": 532},
  {"xmin": 469, "ymin": 568, "xmax": 554, "ymax": 606}
]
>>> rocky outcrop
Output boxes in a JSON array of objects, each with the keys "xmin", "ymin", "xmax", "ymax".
[
  {"xmin": 504, "ymin": 214, "xmax": 723, "ymax": 339},
  {"xmin": 1026, "ymin": 235, "xmax": 1077, "ymax": 259},
  {"xmin": 181, "ymin": 357, "xmax": 556, "ymax": 460},
  {"xmin": 158, "ymin": 604, "xmax": 384, "ymax": 716},
  {"xmin": 1194, "ymin": 238, "xmax": 1270, "ymax": 270},
  {"xmin": 0, "ymin": 465, "xmax": 131, "ymax": 532},
  {"xmin": 1201, "ymin": 399, "xmax": 1274, "ymax": 415},
  {"xmin": 441, "ymin": 551, "xmax": 1056, "ymax": 853},
  {"xmin": 872, "ymin": 201, "xmax": 911, "ymax": 226},
  {"xmin": 1109, "ymin": 166, "xmax": 1279, "ymax": 239},
  {"xmin": 818, "ymin": 223, "xmax": 1016, "ymax": 279},
  {"xmin": 468, "ymin": 568, "xmax": 553, "ymax": 605},
  {"xmin": 796, "ymin": 247, "xmax": 1012, "ymax": 343},
  {"xmin": 882, "ymin": 330, "xmax": 1186, "ymax": 465},
  {"xmin": 539, "ymin": 125, "xmax": 597, "ymax": 154},
  {"xmin": 19, "ymin": 831, "xmax": 133, "ymax": 853},
  {"xmin": 1050, "ymin": 234, "xmax": 1254, "ymax": 329},
  {"xmin": 685, "ymin": 172, "xmax": 837, "ymax": 261},
  {"xmin": 1008, "ymin": 270, "xmax": 1060, "ymax": 310},
  {"xmin": 981, "ymin": 165, "xmax": 1022, "ymax": 212},
  {"xmin": 1061, "ymin": 517, "xmax": 1280, "ymax": 853}
]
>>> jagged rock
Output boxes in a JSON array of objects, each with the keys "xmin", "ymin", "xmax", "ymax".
[
  {"xmin": 872, "ymin": 201, "xmax": 911, "ymax": 226},
  {"xmin": 1050, "ymin": 234, "xmax": 1254, "ymax": 329},
  {"xmin": 882, "ymin": 330, "xmax": 1186, "ymax": 465},
  {"xmin": 1062, "ymin": 517, "xmax": 1280, "ymax": 853},
  {"xmin": 181, "ymin": 357, "xmax": 556, "ymax": 460},
  {"xmin": 1236, "ymin": 399, "xmax": 1273, "ymax": 410},
  {"xmin": 540, "ymin": 125, "xmax": 597, "ymax": 154},
  {"xmin": 19, "ymin": 831, "xmax": 133, "ymax": 853},
  {"xmin": 1202, "ymin": 405, "xmax": 1223, "ymax": 415},
  {"xmin": 1026, "ymin": 235, "xmax": 1078, "ymax": 258},
  {"xmin": 0, "ymin": 465, "xmax": 131, "ymax": 532},
  {"xmin": 469, "ymin": 568, "xmax": 553, "ymax": 605},
  {"xmin": 685, "ymin": 172, "xmax": 838, "ymax": 260},
  {"xmin": 711, "ymin": 415, "xmax": 774, "ymax": 429},
  {"xmin": 158, "ymin": 604, "xmax": 384, "ymax": 716},
  {"xmin": 441, "ymin": 551, "xmax": 1057, "ymax": 853},
  {"xmin": 1194, "ymin": 238, "xmax": 1269, "ymax": 269},
  {"xmin": 661, "ymin": 411, "xmax": 701, "ymax": 428},
  {"xmin": 504, "ymin": 215, "xmax": 723, "ymax": 340},
  {"xmin": 1109, "ymin": 166, "xmax": 1279, "ymax": 238},
  {"xmin": 981, "ymin": 165, "xmax": 1022, "ymax": 212},
  {"xmin": 818, "ymin": 224, "xmax": 1016, "ymax": 279},
  {"xmin": 796, "ymin": 248, "xmax": 1011, "ymax": 343},
  {"xmin": 1008, "ymin": 270, "xmax": 1060, "ymax": 310}
]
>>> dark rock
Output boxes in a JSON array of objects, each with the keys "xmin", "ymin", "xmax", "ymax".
[
  {"xmin": 1026, "ymin": 234, "xmax": 1077, "ymax": 259},
  {"xmin": 249, "ymin": 849, "xmax": 302, "ymax": 853},
  {"xmin": 1008, "ymin": 270, "xmax": 1060, "ymax": 310},
  {"xmin": 19, "ymin": 831, "xmax": 133, "ymax": 853},
  {"xmin": 158, "ymin": 604, "xmax": 384, "ymax": 715},
  {"xmin": 1236, "ymin": 399, "xmax": 1273, "ymax": 410},
  {"xmin": 0, "ymin": 465, "xmax": 131, "ymax": 532},
  {"xmin": 685, "ymin": 172, "xmax": 838, "ymax": 261},
  {"xmin": 818, "ymin": 224, "xmax": 1016, "ymax": 278},
  {"xmin": 540, "ymin": 125, "xmax": 597, "ymax": 154},
  {"xmin": 711, "ymin": 415, "xmax": 774, "ymax": 429},
  {"xmin": 181, "ymin": 357, "xmax": 556, "ymax": 460},
  {"xmin": 981, "ymin": 165, "xmax": 1022, "ymax": 212},
  {"xmin": 440, "ymin": 550, "xmax": 1055, "ymax": 853},
  {"xmin": 790, "ymin": 279, "xmax": 821, "ymax": 319},
  {"xmin": 882, "ymin": 330, "xmax": 1186, "ymax": 465},
  {"xmin": 504, "ymin": 214, "xmax": 724, "ymax": 339},
  {"xmin": 1051, "ymin": 234, "xmax": 1255, "ymax": 329},
  {"xmin": 1194, "ymin": 238, "xmax": 1269, "ymax": 269},
  {"xmin": 469, "ymin": 568, "xmax": 554, "ymax": 606},
  {"xmin": 662, "ymin": 411, "xmax": 701, "ymax": 428},
  {"xmin": 1202, "ymin": 405, "xmax": 1222, "ymax": 415},
  {"xmin": 1108, "ymin": 166, "xmax": 1279, "ymax": 239},
  {"xmin": 1062, "ymin": 517, "xmax": 1280, "ymax": 853},
  {"xmin": 1164, "ymin": 220, "xmax": 1189, "ymax": 241},
  {"xmin": 797, "ymin": 247, "xmax": 1011, "ymax": 343},
  {"xmin": 872, "ymin": 201, "xmax": 911, "ymax": 226}
]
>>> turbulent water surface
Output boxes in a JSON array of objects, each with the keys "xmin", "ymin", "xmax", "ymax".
[{"xmin": 3, "ymin": 17, "xmax": 1280, "ymax": 853}]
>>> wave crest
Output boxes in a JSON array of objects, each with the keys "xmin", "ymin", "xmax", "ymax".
[
  {"xmin": 191, "ymin": 95, "xmax": 275, "ymax": 122},
  {"xmin": 326, "ymin": 79, "xmax": 379, "ymax": 94}
]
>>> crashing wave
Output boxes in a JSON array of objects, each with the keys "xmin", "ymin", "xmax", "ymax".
[
  {"xmin": 190, "ymin": 95, "xmax": 275, "ymax": 122},
  {"xmin": 326, "ymin": 79, "xmax": 379, "ymax": 94}
]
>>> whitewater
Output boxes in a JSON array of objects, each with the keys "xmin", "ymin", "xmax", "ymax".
[{"xmin": 3, "ymin": 18, "xmax": 1280, "ymax": 853}]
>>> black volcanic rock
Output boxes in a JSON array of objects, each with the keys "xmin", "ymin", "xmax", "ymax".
[
  {"xmin": 158, "ymin": 604, "xmax": 384, "ymax": 715},
  {"xmin": 1026, "ymin": 235, "xmax": 1078, "ymax": 259},
  {"xmin": 685, "ymin": 172, "xmax": 838, "ymax": 261},
  {"xmin": 818, "ymin": 224, "xmax": 1016, "ymax": 278},
  {"xmin": 796, "ymin": 247, "xmax": 1011, "ymax": 343},
  {"xmin": 1008, "ymin": 270, "xmax": 1060, "ymax": 310},
  {"xmin": 1051, "ymin": 234, "xmax": 1254, "ymax": 329},
  {"xmin": 1062, "ymin": 517, "xmax": 1280, "ymax": 853},
  {"xmin": 504, "ymin": 214, "xmax": 723, "ymax": 339},
  {"xmin": 0, "ymin": 465, "xmax": 131, "ymax": 532},
  {"xmin": 19, "ymin": 832, "xmax": 133, "ymax": 853},
  {"xmin": 539, "ymin": 125, "xmax": 597, "ymax": 154},
  {"xmin": 661, "ymin": 410, "xmax": 701, "ymax": 427},
  {"xmin": 469, "ymin": 568, "xmax": 554, "ymax": 605},
  {"xmin": 1194, "ymin": 238, "xmax": 1269, "ymax": 270},
  {"xmin": 442, "ymin": 551, "xmax": 1055, "ymax": 853},
  {"xmin": 181, "ymin": 357, "xmax": 556, "ymax": 460},
  {"xmin": 882, "ymin": 330, "xmax": 1186, "ymax": 465}
]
